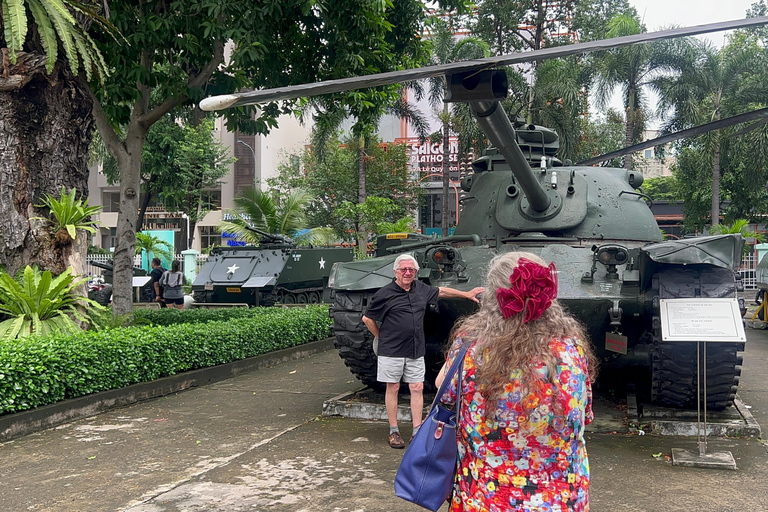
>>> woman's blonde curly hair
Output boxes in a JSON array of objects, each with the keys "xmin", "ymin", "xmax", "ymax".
[{"xmin": 451, "ymin": 251, "xmax": 597, "ymax": 415}]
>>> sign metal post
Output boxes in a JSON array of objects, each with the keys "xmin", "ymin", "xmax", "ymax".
[{"xmin": 658, "ymin": 298, "xmax": 743, "ymax": 470}]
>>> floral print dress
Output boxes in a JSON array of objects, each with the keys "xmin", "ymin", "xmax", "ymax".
[{"xmin": 441, "ymin": 337, "xmax": 593, "ymax": 512}]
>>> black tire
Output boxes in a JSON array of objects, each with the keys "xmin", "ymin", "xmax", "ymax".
[
  {"xmin": 332, "ymin": 291, "xmax": 381, "ymax": 389},
  {"xmin": 651, "ymin": 341, "xmax": 742, "ymax": 410},
  {"xmin": 651, "ymin": 267, "xmax": 743, "ymax": 410},
  {"xmin": 88, "ymin": 285, "xmax": 113, "ymax": 306}
]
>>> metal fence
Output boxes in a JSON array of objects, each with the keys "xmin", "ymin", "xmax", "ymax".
[{"xmin": 85, "ymin": 253, "xmax": 208, "ymax": 278}]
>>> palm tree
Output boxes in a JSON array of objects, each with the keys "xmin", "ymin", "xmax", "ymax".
[
  {"xmin": 134, "ymin": 232, "xmax": 173, "ymax": 269},
  {"xmin": 593, "ymin": 14, "xmax": 687, "ymax": 170},
  {"xmin": 218, "ymin": 187, "xmax": 332, "ymax": 246},
  {"xmin": 0, "ymin": 0, "xmax": 107, "ymax": 275},
  {"xmin": 425, "ymin": 15, "xmax": 490, "ymax": 236},
  {"xmin": 652, "ymin": 38, "xmax": 768, "ymax": 226}
]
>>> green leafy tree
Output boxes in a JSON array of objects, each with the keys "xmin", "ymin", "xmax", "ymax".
[
  {"xmin": 85, "ymin": 1, "xmax": 463, "ymax": 316},
  {"xmin": 592, "ymin": 13, "xmax": 691, "ymax": 170},
  {"xmin": 654, "ymin": 35, "xmax": 768, "ymax": 226},
  {"xmin": 641, "ymin": 176, "xmax": 680, "ymax": 202},
  {"xmin": 269, "ymin": 135, "xmax": 419, "ymax": 242},
  {"xmin": 0, "ymin": 266, "xmax": 102, "ymax": 340},
  {"xmin": 0, "ymin": 0, "xmax": 108, "ymax": 276},
  {"xmin": 98, "ymin": 114, "xmax": 233, "ymax": 243},
  {"xmin": 573, "ymin": 109, "xmax": 625, "ymax": 166},
  {"xmin": 425, "ymin": 14, "xmax": 489, "ymax": 235}
]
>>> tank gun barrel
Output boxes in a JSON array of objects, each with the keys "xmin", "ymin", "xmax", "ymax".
[
  {"xmin": 244, "ymin": 226, "xmax": 293, "ymax": 245},
  {"xmin": 471, "ymin": 100, "xmax": 551, "ymax": 212},
  {"xmin": 89, "ymin": 259, "xmax": 114, "ymax": 270}
]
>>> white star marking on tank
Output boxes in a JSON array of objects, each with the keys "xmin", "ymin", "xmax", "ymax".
[
  {"xmin": 319, "ymin": 258, "xmax": 326, "ymax": 269},
  {"xmin": 227, "ymin": 264, "xmax": 239, "ymax": 275}
]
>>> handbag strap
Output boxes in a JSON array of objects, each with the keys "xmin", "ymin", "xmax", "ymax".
[{"xmin": 432, "ymin": 342, "xmax": 470, "ymax": 415}]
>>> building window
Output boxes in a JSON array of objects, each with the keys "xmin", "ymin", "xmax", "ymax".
[
  {"xmin": 102, "ymin": 191, "xmax": 120, "ymax": 213},
  {"xmin": 200, "ymin": 226, "xmax": 221, "ymax": 249},
  {"xmin": 101, "ymin": 227, "xmax": 118, "ymax": 251},
  {"xmin": 201, "ymin": 190, "xmax": 222, "ymax": 209},
  {"xmin": 644, "ymin": 149, "xmax": 653, "ymax": 159}
]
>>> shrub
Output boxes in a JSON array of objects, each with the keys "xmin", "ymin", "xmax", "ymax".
[
  {"xmin": 0, "ymin": 306, "xmax": 332, "ymax": 414},
  {"xmin": 132, "ymin": 305, "xmax": 287, "ymax": 326}
]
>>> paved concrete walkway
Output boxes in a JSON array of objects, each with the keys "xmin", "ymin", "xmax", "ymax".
[{"xmin": 1, "ymin": 326, "xmax": 768, "ymax": 511}]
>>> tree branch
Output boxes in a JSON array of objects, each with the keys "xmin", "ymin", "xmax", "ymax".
[{"xmin": 83, "ymin": 76, "xmax": 127, "ymax": 163}]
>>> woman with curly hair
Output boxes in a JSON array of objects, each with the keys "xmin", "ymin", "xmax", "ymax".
[{"xmin": 435, "ymin": 251, "xmax": 597, "ymax": 512}]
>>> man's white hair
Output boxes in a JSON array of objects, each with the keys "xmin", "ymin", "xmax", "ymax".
[{"xmin": 393, "ymin": 254, "xmax": 419, "ymax": 272}]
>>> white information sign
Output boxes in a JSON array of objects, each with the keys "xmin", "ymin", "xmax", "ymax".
[{"xmin": 659, "ymin": 298, "xmax": 746, "ymax": 342}]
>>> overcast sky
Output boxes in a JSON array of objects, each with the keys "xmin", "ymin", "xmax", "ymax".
[{"xmin": 630, "ymin": 0, "xmax": 758, "ymax": 46}]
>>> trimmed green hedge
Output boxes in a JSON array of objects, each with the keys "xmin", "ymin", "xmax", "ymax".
[
  {"xmin": 0, "ymin": 306, "xmax": 332, "ymax": 415},
  {"xmin": 132, "ymin": 306, "xmax": 284, "ymax": 326}
]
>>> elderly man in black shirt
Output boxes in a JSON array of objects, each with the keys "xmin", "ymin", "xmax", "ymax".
[{"xmin": 362, "ymin": 254, "xmax": 483, "ymax": 449}]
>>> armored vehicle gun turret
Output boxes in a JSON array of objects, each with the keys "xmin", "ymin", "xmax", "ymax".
[
  {"xmin": 329, "ymin": 70, "xmax": 746, "ymax": 410},
  {"xmin": 191, "ymin": 229, "xmax": 353, "ymax": 306}
]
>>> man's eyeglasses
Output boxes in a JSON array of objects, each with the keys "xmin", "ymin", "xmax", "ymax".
[{"xmin": 396, "ymin": 267, "xmax": 417, "ymax": 274}]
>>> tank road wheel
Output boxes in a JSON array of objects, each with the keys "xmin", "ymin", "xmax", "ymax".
[
  {"xmin": 331, "ymin": 290, "xmax": 381, "ymax": 390},
  {"xmin": 297, "ymin": 292, "xmax": 308, "ymax": 304},
  {"xmin": 308, "ymin": 291, "xmax": 321, "ymax": 304},
  {"xmin": 281, "ymin": 292, "xmax": 296, "ymax": 304}
]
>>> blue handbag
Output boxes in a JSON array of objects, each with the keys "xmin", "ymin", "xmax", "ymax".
[{"xmin": 394, "ymin": 343, "xmax": 469, "ymax": 511}]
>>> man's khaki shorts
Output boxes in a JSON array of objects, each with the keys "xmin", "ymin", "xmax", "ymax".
[{"xmin": 377, "ymin": 356, "xmax": 425, "ymax": 383}]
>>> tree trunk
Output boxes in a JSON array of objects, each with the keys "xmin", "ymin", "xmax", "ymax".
[
  {"xmin": 357, "ymin": 136, "xmax": 367, "ymax": 255},
  {"xmin": 711, "ymin": 140, "xmax": 721, "ymax": 227},
  {"xmin": 111, "ymin": 132, "xmax": 147, "ymax": 315},
  {"xmin": 624, "ymin": 107, "xmax": 634, "ymax": 171},
  {"xmin": 0, "ymin": 52, "xmax": 93, "ymax": 277},
  {"xmin": 442, "ymin": 104, "xmax": 451, "ymax": 237}
]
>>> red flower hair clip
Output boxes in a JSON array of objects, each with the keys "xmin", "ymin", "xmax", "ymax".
[{"xmin": 496, "ymin": 258, "xmax": 558, "ymax": 323}]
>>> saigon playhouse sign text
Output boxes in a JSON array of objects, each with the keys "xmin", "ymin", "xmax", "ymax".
[{"xmin": 396, "ymin": 137, "xmax": 461, "ymax": 178}]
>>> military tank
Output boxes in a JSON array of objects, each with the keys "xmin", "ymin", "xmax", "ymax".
[
  {"xmin": 328, "ymin": 70, "xmax": 745, "ymax": 410},
  {"xmin": 191, "ymin": 228, "xmax": 354, "ymax": 306}
]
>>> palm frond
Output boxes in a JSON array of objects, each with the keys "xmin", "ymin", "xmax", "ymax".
[{"xmin": 2, "ymin": 0, "xmax": 29, "ymax": 59}]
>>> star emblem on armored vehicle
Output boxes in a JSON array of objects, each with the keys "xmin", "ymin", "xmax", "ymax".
[
  {"xmin": 319, "ymin": 258, "xmax": 326, "ymax": 269},
  {"xmin": 227, "ymin": 264, "xmax": 239, "ymax": 275}
]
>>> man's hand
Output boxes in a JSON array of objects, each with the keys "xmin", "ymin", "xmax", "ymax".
[
  {"xmin": 465, "ymin": 287, "xmax": 484, "ymax": 303},
  {"xmin": 155, "ymin": 296, "xmax": 163, "ymax": 302}
]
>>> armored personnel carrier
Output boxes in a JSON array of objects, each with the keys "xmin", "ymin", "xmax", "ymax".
[
  {"xmin": 191, "ymin": 229, "xmax": 354, "ymax": 306},
  {"xmin": 329, "ymin": 70, "xmax": 745, "ymax": 410}
]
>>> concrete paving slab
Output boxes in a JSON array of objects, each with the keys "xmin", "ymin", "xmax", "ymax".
[{"xmin": 0, "ymin": 326, "xmax": 767, "ymax": 511}]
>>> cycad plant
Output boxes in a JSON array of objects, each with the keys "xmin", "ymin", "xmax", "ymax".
[
  {"xmin": 35, "ymin": 187, "xmax": 102, "ymax": 245},
  {"xmin": 0, "ymin": 266, "xmax": 102, "ymax": 340}
]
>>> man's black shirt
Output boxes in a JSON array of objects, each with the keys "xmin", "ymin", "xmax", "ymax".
[
  {"xmin": 149, "ymin": 266, "xmax": 165, "ymax": 299},
  {"xmin": 364, "ymin": 279, "xmax": 439, "ymax": 359}
]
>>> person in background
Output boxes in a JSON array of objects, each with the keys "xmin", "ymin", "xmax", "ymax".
[
  {"xmin": 436, "ymin": 251, "xmax": 596, "ymax": 512},
  {"xmin": 160, "ymin": 260, "xmax": 186, "ymax": 310},
  {"xmin": 150, "ymin": 257, "xmax": 166, "ymax": 308},
  {"xmin": 362, "ymin": 254, "xmax": 483, "ymax": 449}
]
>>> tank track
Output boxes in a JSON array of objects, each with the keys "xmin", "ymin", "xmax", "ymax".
[
  {"xmin": 650, "ymin": 267, "xmax": 743, "ymax": 410},
  {"xmin": 331, "ymin": 290, "xmax": 380, "ymax": 389},
  {"xmin": 651, "ymin": 341, "xmax": 742, "ymax": 410}
]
